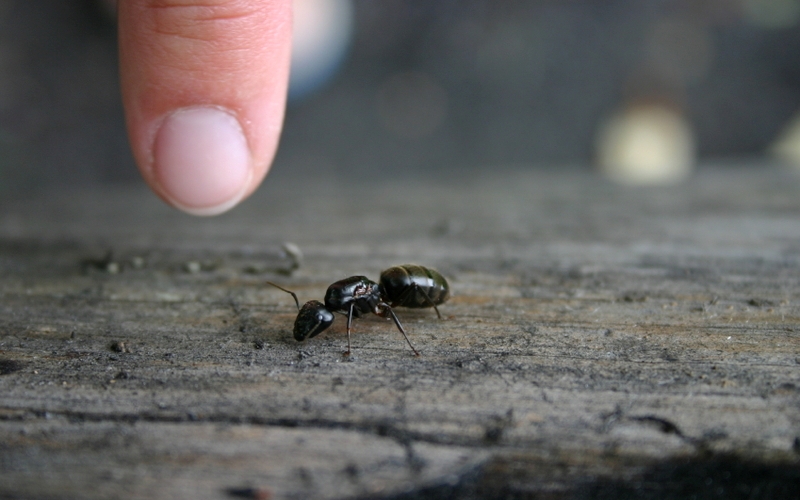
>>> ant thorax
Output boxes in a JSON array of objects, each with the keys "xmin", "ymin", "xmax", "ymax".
[
  {"xmin": 351, "ymin": 281, "xmax": 376, "ymax": 299},
  {"xmin": 324, "ymin": 276, "xmax": 382, "ymax": 317}
]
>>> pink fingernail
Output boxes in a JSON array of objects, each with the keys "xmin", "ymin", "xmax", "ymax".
[{"xmin": 152, "ymin": 107, "xmax": 251, "ymax": 216}]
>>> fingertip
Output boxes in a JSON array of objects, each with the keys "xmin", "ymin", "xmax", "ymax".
[
  {"xmin": 152, "ymin": 106, "xmax": 253, "ymax": 216},
  {"xmin": 118, "ymin": 0, "xmax": 292, "ymax": 216}
]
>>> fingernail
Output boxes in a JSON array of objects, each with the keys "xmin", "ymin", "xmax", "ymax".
[{"xmin": 152, "ymin": 107, "xmax": 252, "ymax": 216}]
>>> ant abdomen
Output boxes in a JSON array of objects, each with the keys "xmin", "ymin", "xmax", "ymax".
[{"xmin": 379, "ymin": 265, "xmax": 450, "ymax": 316}]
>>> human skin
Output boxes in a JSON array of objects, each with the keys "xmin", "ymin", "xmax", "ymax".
[{"xmin": 118, "ymin": 0, "xmax": 293, "ymax": 216}]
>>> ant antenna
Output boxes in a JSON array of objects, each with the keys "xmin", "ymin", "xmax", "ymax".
[{"xmin": 266, "ymin": 281, "xmax": 300, "ymax": 310}]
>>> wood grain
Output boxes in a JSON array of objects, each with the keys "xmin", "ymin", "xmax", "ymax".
[{"xmin": 1, "ymin": 166, "xmax": 799, "ymax": 499}]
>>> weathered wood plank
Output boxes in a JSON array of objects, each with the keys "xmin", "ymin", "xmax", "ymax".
[{"xmin": 1, "ymin": 166, "xmax": 799, "ymax": 498}]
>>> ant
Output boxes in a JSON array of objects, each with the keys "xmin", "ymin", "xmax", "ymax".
[{"xmin": 267, "ymin": 264, "xmax": 450, "ymax": 356}]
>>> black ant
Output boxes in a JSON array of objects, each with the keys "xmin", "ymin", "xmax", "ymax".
[{"xmin": 267, "ymin": 264, "xmax": 450, "ymax": 356}]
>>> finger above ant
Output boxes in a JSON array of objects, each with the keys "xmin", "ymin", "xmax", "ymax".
[{"xmin": 118, "ymin": 0, "xmax": 292, "ymax": 215}]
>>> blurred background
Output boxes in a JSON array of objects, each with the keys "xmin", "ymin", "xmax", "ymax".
[{"xmin": 1, "ymin": 0, "xmax": 800, "ymax": 195}]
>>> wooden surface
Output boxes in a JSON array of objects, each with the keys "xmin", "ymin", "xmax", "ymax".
[{"xmin": 1, "ymin": 165, "xmax": 799, "ymax": 499}]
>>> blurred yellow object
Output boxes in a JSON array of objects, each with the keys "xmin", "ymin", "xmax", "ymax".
[
  {"xmin": 596, "ymin": 104, "xmax": 695, "ymax": 185},
  {"xmin": 769, "ymin": 112, "xmax": 800, "ymax": 168}
]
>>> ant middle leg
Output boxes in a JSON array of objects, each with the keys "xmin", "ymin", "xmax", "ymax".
[
  {"xmin": 344, "ymin": 302, "xmax": 355, "ymax": 356},
  {"xmin": 380, "ymin": 304, "xmax": 420, "ymax": 356}
]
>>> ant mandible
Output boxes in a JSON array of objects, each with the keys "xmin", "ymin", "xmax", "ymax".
[{"xmin": 268, "ymin": 264, "xmax": 450, "ymax": 356}]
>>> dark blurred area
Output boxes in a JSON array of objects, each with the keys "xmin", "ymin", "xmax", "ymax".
[{"xmin": 1, "ymin": 0, "xmax": 800, "ymax": 193}]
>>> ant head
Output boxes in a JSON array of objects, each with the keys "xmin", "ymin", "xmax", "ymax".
[{"xmin": 294, "ymin": 300, "xmax": 334, "ymax": 341}]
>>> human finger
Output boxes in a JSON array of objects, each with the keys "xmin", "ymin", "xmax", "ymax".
[{"xmin": 118, "ymin": 0, "xmax": 292, "ymax": 215}]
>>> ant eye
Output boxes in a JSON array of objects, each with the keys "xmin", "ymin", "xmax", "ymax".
[{"xmin": 294, "ymin": 300, "xmax": 334, "ymax": 341}]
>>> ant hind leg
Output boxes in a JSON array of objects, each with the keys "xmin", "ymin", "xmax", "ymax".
[{"xmin": 407, "ymin": 283, "xmax": 443, "ymax": 319}]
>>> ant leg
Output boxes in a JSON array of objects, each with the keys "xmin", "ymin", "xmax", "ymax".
[
  {"xmin": 266, "ymin": 281, "xmax": 300, "ymax": 310},
  {"xmin": 413, "ymin": 284, "xmax": 443, "ymax": 319},
  {"xmin": 394, "ymin": 283, "xmax": 443, "ymax": 319},
  {"xmin": 381, "ymin": 304, "xmax": 420, "ymax": 356},
  {"xmin": 344, "ymin": 302, "xmax": 355, "ymax": 356}
]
